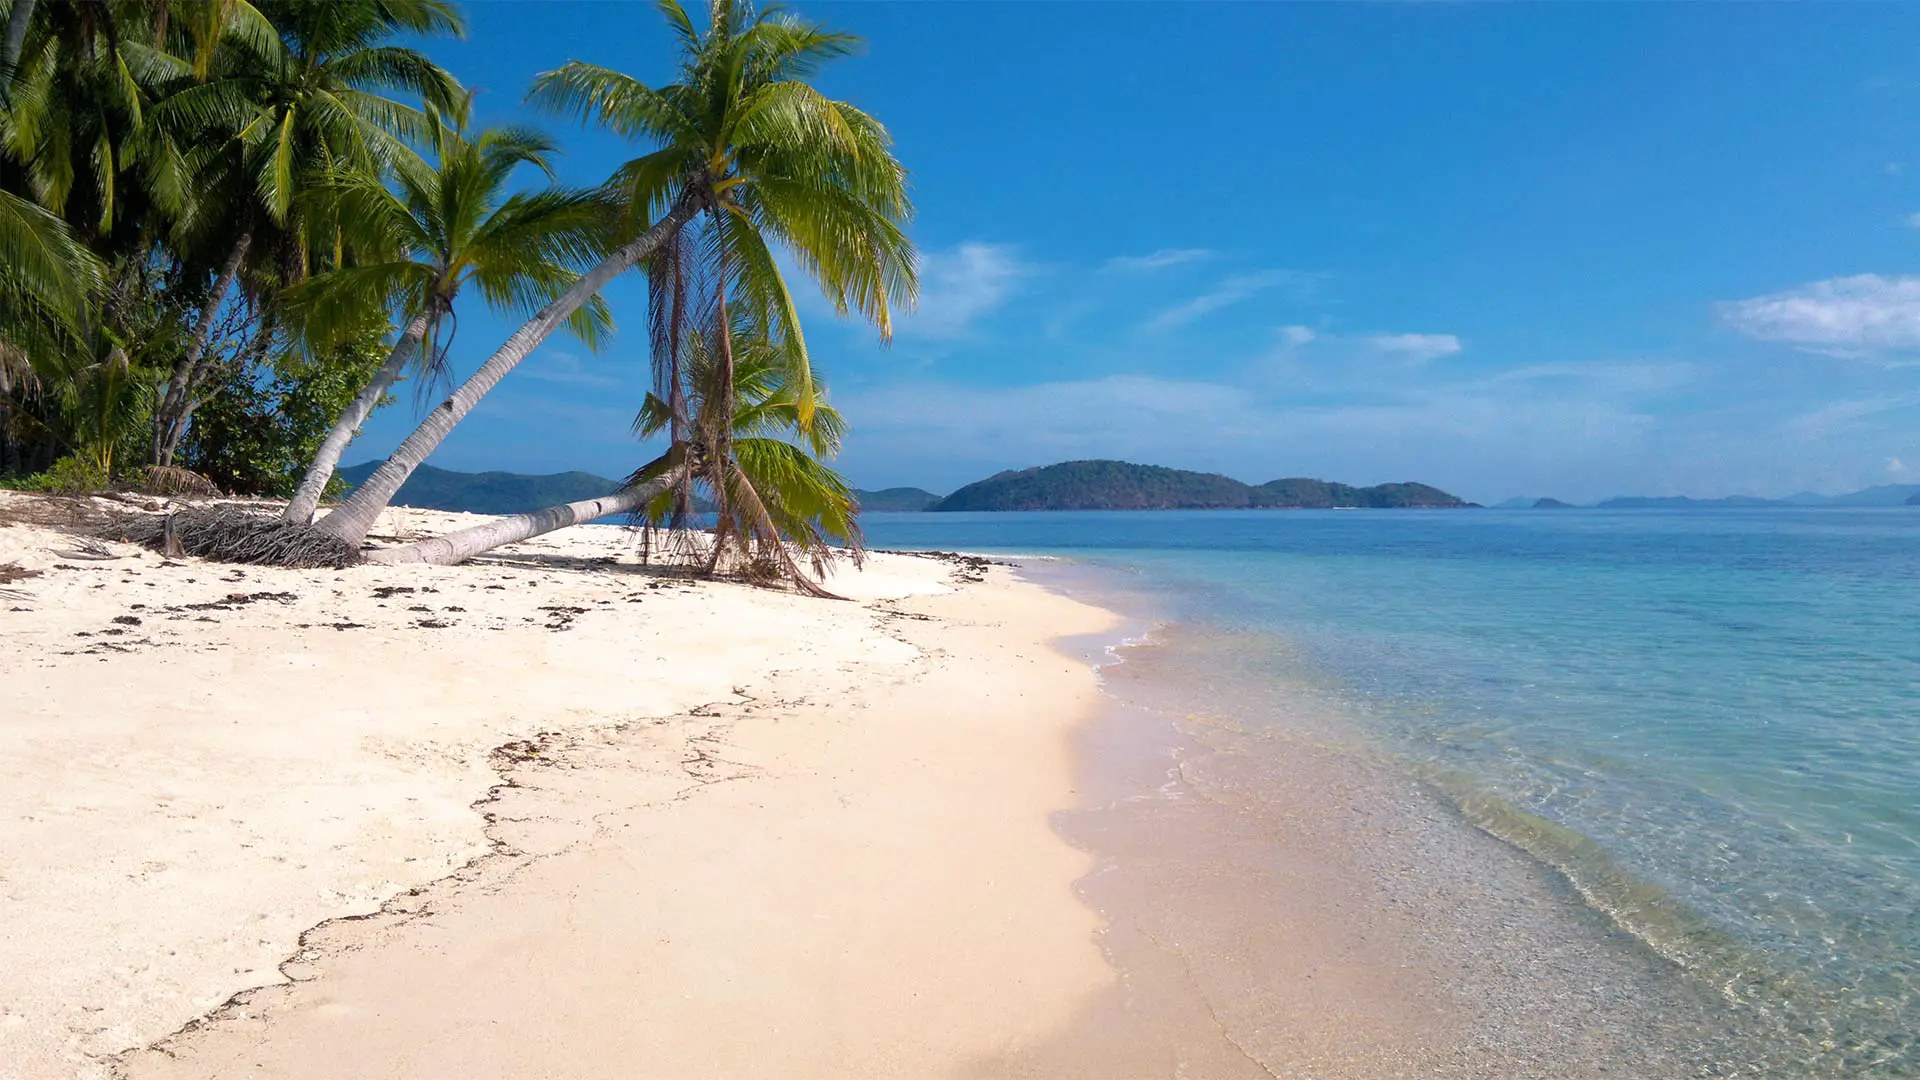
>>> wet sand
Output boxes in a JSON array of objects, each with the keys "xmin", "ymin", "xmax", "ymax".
[{"xmin": 980, "ymin": 573, "xmax": 1742, "ymax": 1079}]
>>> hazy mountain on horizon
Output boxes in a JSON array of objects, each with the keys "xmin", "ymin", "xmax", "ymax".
[
  {"xmin": 1489, "ymin": 483, "xmax": 1920, "ymax": 509},
  {"xmin": 1596, "ymin": 483, "xmax": 1920, "ymax": 509}
]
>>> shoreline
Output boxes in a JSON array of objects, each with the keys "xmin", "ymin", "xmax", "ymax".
[
  {"xmin": 1023, "ymin": 563, "xmax": 1748, "ymax": 1077},
  {"xmin": 1, "ymin": 493, "xmax": 1135, "ymax": 1078},
  {"xmin": 7, "ymin": 498, "xmax": 1745, "ymax": 1077}
]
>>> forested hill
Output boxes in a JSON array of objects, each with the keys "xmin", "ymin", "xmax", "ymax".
[
  {"xmin": 854, "ymin": 487, "xmax": 943, "ymax": 511},
  {"xmin": 337, "ymin": 463, "xmax": 622, "ymax": 515},
  {"xmin": 931, "ymin": 460, "xmax": 1473, "ymax": 511}
]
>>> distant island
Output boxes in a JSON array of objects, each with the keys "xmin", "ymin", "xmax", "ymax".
[
  {"xmin": 1596, "ymin": 484, "xmax": 1920, "ymax": 509},
  {"xmin": 928, "ymin": 460, "xmax": 1472, "ymax": 512},
  {"xmin": 345, "ymin": 461, "xmax": 1920, "ymax": 518},
  {"xmin": 854, "ymin": 487, "xmax": 943, "ymax": 512},
  {"xmin": 338, "ymin": 462, "xmax": 627, "ymax": 516},
  {"xmin": 1489, "ymin": 484, "xmax": 1920, "ymax": 509}
]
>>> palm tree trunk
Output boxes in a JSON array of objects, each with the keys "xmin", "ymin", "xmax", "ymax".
[
  {"xmin": 154, "ymin": 227, "xmax": 251, "ymax": 465},
  {"xmin": 314, "ymin": 191, "xmax": 702, "ymax": 548},
  {"xmin": 362, "ymin": 451, "xmax": 685, "ymax": 566},
  {"xmin": 283, "ymin": 310, "xmax": 433, "ymax": 524},
  {"xmin": 0, "ymin": 0, "xmax": 35, "ymax": 91},
  {"xmin": 703, "ymin": 220, "xmax": 736, "ymax": 571}
]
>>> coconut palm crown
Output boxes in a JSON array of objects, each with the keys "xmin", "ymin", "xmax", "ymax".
[{"xmin": 529, "ymin": 0, "xmax": 917, "ymax": 423}]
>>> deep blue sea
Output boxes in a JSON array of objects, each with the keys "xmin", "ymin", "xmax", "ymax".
[{"xmin": 861, "ymin": 507, "xmax": 1920, "ymax": 1073}]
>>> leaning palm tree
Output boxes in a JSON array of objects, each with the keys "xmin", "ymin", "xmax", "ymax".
[
  {"xmin": 148, "ymin": 0, "xmax": 465, "ymax": 465},
  {"xmin": 279, "ymin": 122, "xmax": 617, "ymax": 523},
  {"xmin": 364, "ymin": 318, "xmax": 859, "ymax": 585},
  {"xmin": 315, "ymin": 0, "xmax": 915, "ymax": 551}
]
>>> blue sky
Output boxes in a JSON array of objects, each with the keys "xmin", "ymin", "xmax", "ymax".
[{"xmin": 350, "ymin": 1, "xmax": 1920, "ymax": 503}]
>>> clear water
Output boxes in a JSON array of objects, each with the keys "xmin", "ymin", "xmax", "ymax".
[{"xmin": 860, "ymin": 507, "xmax": 1920, "ymax": 1072}]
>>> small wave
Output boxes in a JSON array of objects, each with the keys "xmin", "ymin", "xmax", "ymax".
[{"xmin": 1426, "ymin": 768, "xmax": 1919, "ymax": 1076}]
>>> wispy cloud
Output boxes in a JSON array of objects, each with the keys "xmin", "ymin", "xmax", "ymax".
[
  {"xmin": 518, "ymin": 350, "xmax": 622, "ymax": 389},
  {"xmin": 1779, "ymin": 391, "xmax": 1920, "ymax": 439},
  {"xmin": 1358, "ymin": 332, "xmax": 1463, "ymax": 364},
  {"xmin": 900, "ymin": 242, "xmax": 1030, "ymax": 339},
  {"xmin": 1146, "ymin": 270, "xmax": 1311, "ymax": 332},
  {"xmin": 1717, "ymin": 274, "xmax": 1920, "ymax": 356},
  {"xmin": 838, "ymin": 358, "xmax": 1698, "ymax": 502},
  {"xmin": 1101, "ymin": 248, "xmax": 1215, "ymax": 273},
  {"xmin": 1263, "ymin": 326, "xmax": 1464, "ymax": 371}
]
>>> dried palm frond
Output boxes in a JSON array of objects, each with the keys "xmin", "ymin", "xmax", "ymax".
[{"xmin": 108, "ymin": 506, "xmax": 358, "ymax": 568}]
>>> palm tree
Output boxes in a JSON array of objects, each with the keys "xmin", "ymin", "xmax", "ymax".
[
  {"xmin": 147, "ymin": 0, "xmax": 466, "ymax": 465},
  {"xmin": 280, "ymin": 122, "xmax": 618, "ymax": 523},
  {"xmin": 365, "ymin": 320, "xmax": 859, "ymax": 581},
  {"xmin": 315, "ymin": 0, "xmax": 916, "ymax": 550},
  {"xmin": 0, "ymin": 185, "xmax": 104, "ymax": 474},
  {"xmin": 0, "ymin": 186, "xmax": 101, "ymax": 358},
  {"xmin": 2, "ymin": 0, "xmax": 194, "ymax": 478},
  {"xmin": 0, "ymin": 0, "xmax": 192, "ymax": 246},
  {"xmin": 633, "ymin": 314, "xmax": 860, "ymax": 595}
]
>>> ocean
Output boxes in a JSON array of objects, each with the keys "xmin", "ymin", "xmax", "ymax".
[{"xmin": 860, "ymin": 507, "xmax": 1920, "ymax": 1075}]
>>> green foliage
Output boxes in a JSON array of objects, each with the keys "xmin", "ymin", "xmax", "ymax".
[
  {"xmin": 182, "ymin": 328, "xmax": 394, "ymax": 497},
  {"xmin": 933, "ymin": 461, "xmax": 1474, "ymax": 512},
  {"xmin": 1, "ymin": 0, "xmax": 468, "ymax": 477},
  {"xmin": 936, "ymin": 460, "xmax": 1254, "ymax": 512},
  {"xmin": 282, "ymin": 122, "xmax": 618, "ymax": 378},
  {"xmin": 8, "ymin": 454, "xmax": 110, "ymax": 494}
]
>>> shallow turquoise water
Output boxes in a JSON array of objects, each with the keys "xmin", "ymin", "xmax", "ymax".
[{"xmin": 862, "ymin": 507, "xmax": 1920, "ymax": 1071}]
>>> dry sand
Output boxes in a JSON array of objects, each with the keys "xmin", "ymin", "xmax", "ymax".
[{"xmin": 0, "ymin": 494, "xmax": 1118, "ymax": 1078}]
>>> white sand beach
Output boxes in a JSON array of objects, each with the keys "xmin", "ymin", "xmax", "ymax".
[{"xmin": 0, "ymin": 493, "xmax": 1120, "ymax": 1078}]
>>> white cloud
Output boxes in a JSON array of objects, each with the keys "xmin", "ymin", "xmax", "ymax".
[
  {"xmin": 518, "ymin": 350, "xmax": 621, "ymax": 389},
  {"xmin": 1477, "ymin": 359, "xmax": 1691, "ymax": 396},
  {"xmin": 1146, "ymin": 270, "xmax": 1310, "ymax": 332},
  {"xmin": 1101, "ymin": 248, "xmax": 1215, "ymax": 273},
  {"xmin": 837, "ymin": 359, "xmax": 1693, "ymax": 502},
  {"xmin": 1889, "ymin": 456, "xmax": 1909, "ymax": 476},
  {"xmin": 1780, "ymin": 391, "xmax": 1920, "ymax": 439},
  {"xmin": 1717, "ymin": 274, "xmax": 1920, "ymax": 354},
  {"xmin": 1260, "ymin": 326, "xmax": 1465, "ymax": 373},
  {"xmin": 1358, "ymin": 332, "xmax": 1463, "ymax": 364},
  {"xmin": 901, "ymin": 242, "xmax": 1029, "ymax": 339}
]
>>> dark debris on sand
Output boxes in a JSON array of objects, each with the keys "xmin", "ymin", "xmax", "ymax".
[{"xmin": 877, "ymin": 549, "xmax": 998, "ymax": 584}]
